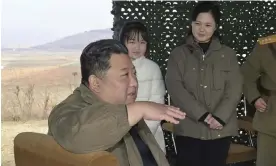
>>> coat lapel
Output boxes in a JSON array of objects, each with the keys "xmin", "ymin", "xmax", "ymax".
[
  {"xmin": 137, "ymin": 120, "xmax": 169, "ymax": 166},
  {"xmin": 123, "ymin": 133, "xmax": 143, "ymax": 166},
  {"xmin": 123, "ymin": 120, "xmax": 169, "ymax": 166}
]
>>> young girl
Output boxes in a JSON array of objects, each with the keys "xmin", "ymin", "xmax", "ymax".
[{"xmin": 119, "ymin": 21, "xmax": 166, "ymax": 153}]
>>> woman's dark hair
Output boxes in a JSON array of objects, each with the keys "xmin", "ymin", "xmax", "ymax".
[
  {"xmin": 189, "ymin": 1, "xmax": 221, "ymax": 38},
  {"xmin": 119, "ymin": 21, "xmax": 150, "ymax": 56}
]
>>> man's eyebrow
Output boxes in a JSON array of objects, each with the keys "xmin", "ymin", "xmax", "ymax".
[
  {"xmin": 120, "ymin": 67, "xmax": 128, "ymax": 71},
  {"xmin": 119, "ymin": 66, "xmax": 135, "ymax": 71}
]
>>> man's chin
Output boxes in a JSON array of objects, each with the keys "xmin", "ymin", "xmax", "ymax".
[{"xmin": 126, "ymin": 96, "xmax": 137, "ymax": 104}]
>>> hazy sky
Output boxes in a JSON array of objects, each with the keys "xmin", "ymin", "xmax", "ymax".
[{"xmin": 1, "ymin": 0, "xmax": 113, "ymax": 48}]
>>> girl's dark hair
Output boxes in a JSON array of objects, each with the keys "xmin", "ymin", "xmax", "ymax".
[
  {"xmin": 189, "ymin": 1, "xmax": 221, "ymax": 38},
  {"xmin": 119, "ymin": 21, "xmax": 150, "ymax": 56}
]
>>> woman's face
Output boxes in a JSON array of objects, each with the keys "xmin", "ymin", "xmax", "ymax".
[
  {"xmin": 191, "ymin": 12, "xmax": 217, "ymax": 43},
  {"xmin": 124, "ymin": 32, "xmax": 147, "ymax": 60}
]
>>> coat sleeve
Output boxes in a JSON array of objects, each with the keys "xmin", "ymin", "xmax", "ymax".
[
  {"xmin": 48, "ymin": 103, "xmax": 131, "ymax": 153},
  {"xmin": 213, "ymin": 49, "xmax": 243, "ymax": 123},
  {"xmin": 149, "ymin": 62, "xmax": 166, "ymax": 104},
  {"xmin": 240, "ymin": 43, "xmax": 263, "ymax": 103},
  {"xmin": 165, "ymin": 48, "xmax": 209, "ymax": 121}
]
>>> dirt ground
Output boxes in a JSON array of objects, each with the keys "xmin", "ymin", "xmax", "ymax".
[{"xmin": 1, "ymin": 120, "xmax": 48, "ymax": 166}]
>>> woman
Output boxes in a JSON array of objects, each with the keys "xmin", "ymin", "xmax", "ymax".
[
  {"xmin": 119, "ymin": 21, "xmax": 167, "ymax": 153},
  {"xmin": 165, "ymin": 2, "xmax": 243, "ymax": 166}
]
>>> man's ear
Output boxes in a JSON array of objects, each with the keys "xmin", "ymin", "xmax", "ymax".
[
  {"xmin": 214, "ymin": 24, "xmax": 218, "ymax": 31},
  {"xmin": 88, "ymin": 75, "xmax": 101, "ymax": 92}
]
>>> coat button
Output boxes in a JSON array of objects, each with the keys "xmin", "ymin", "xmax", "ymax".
[
  {"xmin": 204, "ymin": 86, "xmax": 207, "ymax": 88},
  {"xmin": 218, "ymin": 134, "xmax": 221, "ymax": 137}
]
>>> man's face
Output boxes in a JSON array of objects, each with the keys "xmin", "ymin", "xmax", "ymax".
[{"xmin": 94, "ymin": 53, "xmax": 138, "ymax": 105}]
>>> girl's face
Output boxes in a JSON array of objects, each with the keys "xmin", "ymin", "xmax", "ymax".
[
  {"xmin": 191, "ymin": 12, "xmax": 217, "ymax": 43},
  {"xmin": 124, "ymin": 31, "xmax": 147, "ymax": 60}
]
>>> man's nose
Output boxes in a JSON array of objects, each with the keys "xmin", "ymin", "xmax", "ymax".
[{"xmin": 129, "ymin": 74, "xmax": 138, "ymax": 88}]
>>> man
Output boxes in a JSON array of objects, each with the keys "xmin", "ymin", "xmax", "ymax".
[
  {"xmin": 241, "ymin": 34, "xmax": 276, "ymax": 166},
  {"xmin": 47, "ymin": 39, "xmax": 185, "ymax": 166}
]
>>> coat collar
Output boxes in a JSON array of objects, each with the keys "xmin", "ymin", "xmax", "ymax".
[
  {"xmin": 132, "ymin": 56, "xmax": 146, "ymax": 68},
  {"xmin": 185, "ymin": 35, "xmax": 222, "ymax": 52},
  {"xmin": 76, "ymin": 84, "xmax": 100, "ymax": 105}
]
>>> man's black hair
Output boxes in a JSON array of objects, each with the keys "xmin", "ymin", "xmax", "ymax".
[{"xmin": 80, "ymin": 39, "xmax": 128, "ymax": 85}]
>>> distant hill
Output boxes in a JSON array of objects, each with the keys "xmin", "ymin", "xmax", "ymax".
[{"xmin": 31, "ymin": 28, "xmax": 113, "ymax": 51}]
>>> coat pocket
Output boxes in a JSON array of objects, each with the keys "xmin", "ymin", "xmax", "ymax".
[{"xmin": 212, "ymin": 64, "xmax": 230, "ymax": 90}]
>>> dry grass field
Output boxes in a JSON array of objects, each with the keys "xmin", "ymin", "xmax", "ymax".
[
  {"xmin": 1, "ymin": 120, "xmax": 48, "ymax": 166},
  {"xmin": 1, "ymin": 50, "xmax": 82, "ymax": 166}
]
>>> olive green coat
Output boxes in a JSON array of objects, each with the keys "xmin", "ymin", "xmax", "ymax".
[
  {"xmin": 47, "ymin": 84, "xmax": 169, "ymax": 166},
  {"xmin": 165, "ymin": 36, "xmax": 243, "ymax": 140},
  {"xmin": 241, "ymin": 35, "xmax": 276, "ymax": 137}
]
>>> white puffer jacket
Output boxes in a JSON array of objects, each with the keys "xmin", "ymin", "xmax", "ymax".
[{"xmin": 132, "ymin": 56, "xmax": 166, "ymax": 153}]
